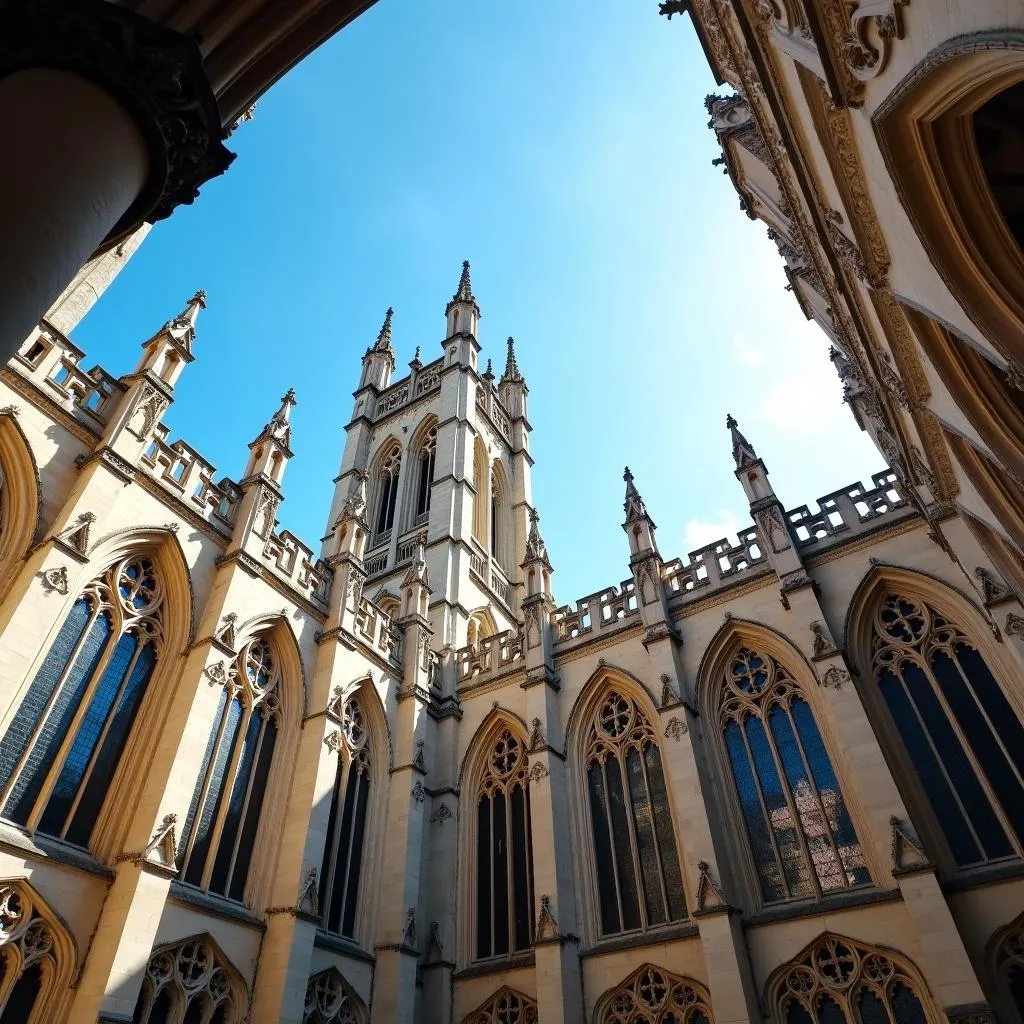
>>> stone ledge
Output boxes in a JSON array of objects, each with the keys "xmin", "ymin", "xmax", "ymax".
[{"xmin": 743, "ymin": 886, "xmax": 901, "ymax": 927}]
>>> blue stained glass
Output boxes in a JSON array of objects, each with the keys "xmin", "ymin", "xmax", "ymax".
[
  {"xmin": 4, "ymin": 611, "xmax": 112, "ymax": 825},
  {"xmin": 1, "ymin": 958, "xmax": 42, "ymax": 1022},
  {"xmin": 791, "ymin": 700, "xmax": 870, "ymax": 889},
  {"xmin": 180, "ymin": 688, "xmax": 226, "ymax": 861},
  {"xmin": 784, "ymin": 1000, "xmax": 815, "ymax": 1024},
  {"xmin": 746, "ymin": 716, "xmax": 813, "ymax": 899},
  {"xmin": 889, "ymin": 982, "xmax": 927, "ymax": 1024},
  {"xmin": 817, "ymin": 994, "xmax": 848, "ymax": 1024},
  {"xmin": 476, "ymin": 794, "xmax": 492, "ymax": 956},
  {"xmin": 319, "ymin": 756, "xmax": 344, "ymax": 919},
  {"xmin": 38, "ymin": 632, "xmax": 137, "ymax": 838},
  {"xmin": 626, "ymin": 746, "xmax": 664, "ymax": 925},
  {"xmin": 644, "ymin": 743, "xmax": 686, "ymax": 920},
  {"xmin": 341, "ymin": 770, "xmax": 369, "ymax": 939},
  {"xmin": 605, "ymin": 756, "xmax": 641, "ymax": 931},
  {"xmin": 857, "ymin": 987, "xmax": 888, "ymax": 1024},
  {"xmin": 328, "ymin": 767, "xmax": 358, "ymax": 934},
  {"xmin": 725, "ymin": 719, "xmax": 785, "ymax": 902},
  {"xmin": 184, "ymin": 695, "xmax": 242, "ymax": 887},
  {"xmin": 902, "ymin": 659, "xmax": 1011, "ymax": 860},
  {"xmin": 229, "ymin": 717, "xmax": 276, "ymax": 902},
  {"xmin": 210, "ymin": 710, "xmax": 262, "ymax": 896},
  {"xmin": 0, "ymin": 599, "xmax": 90, "ymax": 792},
  {"xmin": 587, "ymin": 761, "xmax": 620, "ymax": 934},
  {"xmin": 933, "ymin": 649, "xmax": 1024, "ymax": 843},
  {"xmin": 957, "ymin": 645, "xmax": 1024, "ymax": 783},
  {"xmin": 66, "ymin": 642, "xmax": 156, "ymax": 847},
  {"xmin": 879, "ymin": 668, "xmax": 982, "ymax": 865}
]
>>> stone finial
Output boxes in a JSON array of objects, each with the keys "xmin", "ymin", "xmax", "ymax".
[
  {"xmin": 271, "ymin": 388, "xmax": 296, "ymax": 426},
  {"xmin": 525, "ymin": 508, "xmax": 548, "ymax": 563},
  {"xmin": 623, "ymin": 466, "xmax": 649, "ymax": 522},
  {"xmin": 482, "ymin": 358, "xmax": 495, "ymax": 383},
  {"xmin": 454, "ymin": 260, "xmax": 473, "ymax": 302},
  {"xmin": 501, "ymin": 336, "xmax": 524, "ymax": 384},
  {"xmin": 726, "ymin": 413, "xmax": 758, "ymax": 469},
  {"xmin": 374, "ymin": 307, "xmax": 394, "ymax": 351}
]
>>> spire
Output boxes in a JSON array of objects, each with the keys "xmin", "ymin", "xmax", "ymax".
[
  {"xmin": 623, "ymin": 466, "xmax": 651, "ymax": 524},
  {"xmin": 269, "ymin": 388, "xmax": 296, "ymax": 436},
  {"xmin": 482, "ymin": 358, "xmax": 495, "ymax": 383},
  {"xmin": 454, "ymin": 260, "xmax": 473, "ymax": 303},
  {"xmin": 374, "ymin": 307, "xmax": 394, "ymax": 351},
  {"xmin": 501, "ymin": 336, "xmax": 523, "ymax": 384},
  {"xmin": 525, "ymin": 508, "xmax": 549, "ymax": 564},
  {"xmin": 726, "ymin": 413, "xmax": 759, "ymax": 470},
  {"xmin": 245, "ymin": 387, "xmax": 295, "ymax": 481},
  {"xmin": 445, "ymin": 259, "xmax": 481, "ymax": 336},
  {"xmin": 174, "ymin": 290, "xmax": 206, "ymax": 330}
]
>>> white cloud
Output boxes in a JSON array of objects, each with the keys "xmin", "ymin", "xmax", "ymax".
[
  {"xmin": 732, "ymin": 334, "xmax": 766, "ymax": 368},
  {"xmin": 682, "ymin": 509, "xmax": 743, "ymax": 555}
]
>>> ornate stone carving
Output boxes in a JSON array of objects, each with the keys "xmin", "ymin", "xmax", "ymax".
[
  {"xmin": 204, "ymin": 660, "xmax": 235, "ymax": 687},
  {"xmin": 810, "ymin": 621, "xmax": 838, "ymax": 658},
  {"xmin": 57, "ymin": 511, "xmax": 96, "ymax": 556},
  {"xmin": 528, "ymin": 761, "xmax": 549, "ymax": 785},
  {"xmin": 664, "ymin": 717, "xmax": 687, "ymax": 741},
  {"xmin": 696, "ymin": 859, "xmax": 727, "ymax": 912},
  {"xmin": 40, "ymin": 565, "xmax": 68, "ymax": 595},
  {"xmin": 529, "ymin": 717, "xmax": 544, "ymax": 751},
  {"xmin": 660, "ymin": 673, "xmax": 678, "ymax": 707},
  {"xmin": 413, "ymin": 739, "xmax": 426, "ymax": 772},
  {"xmin": 429, "ymin": 803, "xmax": 452, "ymax": 826},
  {"xmin": 411, "ymin": 780, "xmax": 425, "ymax": 803},
  {"xmin": 403, "ymin": 907, "xmax": 416, "ymax": 945},
  {"xmin": 215, "ymin": 612, "xmax": 238, "ymax": 650},
  {"xmin": 298, "ymin": 867, "xmax": 319, "ymax": 916},
  {"xmin": 976, "ymin": 567, "xmax": 1012, "ymax": 605},
  {"xmin": 535, "ymin": 894, "xmax": 559, "ymax": 941},
  {"xmin": 822, "ymin": 665, "xmax": 849, "ymax": 690},
  {"xmin": 1005, "ymin": 612, "xmax": 1024, "ymax": 638},
  {"xmin": 323, "ymin": 730, "xmax": 343, "ymax": 754},
  {"xmin": 890, "ymin": 815, "xmax": 929, "ymax": 871},
  {"xmin": 0, "ymin": 405, "xmax": 20, "ymax": 418}
]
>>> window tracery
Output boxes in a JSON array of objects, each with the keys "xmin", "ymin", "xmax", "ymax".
[
  {"xmin": 475, "ymin": 729, "xmax": 534, "ymax": 960},
  {"xmin": 303, "ymin": 969, "xmax": 364, "ymax": 1024},
  {"xmin": 374, "ymin": 445, "xmax": 401, "ymax": 539},
  {"xmin": 596, "ymin": 965, "xmax": 713, "ymax": 1024},
  {"xmin": 584, "ymin": 690, "xmax": 686, "ymax": 936},
  {"xmin": 994, "ymin": 912, "xmax": 1024, "ymax": 1020},
  {"xmin": 319, "ymin": 696, "xmax": 371, "ymax": 940},
  {"xmin": 132, "ymin": 935, "xmax": 244, "ymax": 1024},
  {"xmin": 461, "ymin": 986, "xmax": 538, "ymax": 1024},
  {"xmin": 0, "ymin": 882, "xmax": 66, "ymax": 1022},
  {"xmin": 767, "ymin": 934, "xmax": 936, "ymax": 1024},
  {"xmin": 180, "ymin": 636, "xmax": 281, "ymax": 903},
  {"xmin": 414, "ymin": 424, "xmax": 437, "ymax": 522},
  {"xmin": 0, "ymin": 556, "xmax": 164, "ymax": 847},
  {"xmin": 720, "ymin": 646, "xmax": 868, "ymax": 904},
  {"xmin": 870, "ymin": 592, "xmax": 1024, "ymax": 869}
]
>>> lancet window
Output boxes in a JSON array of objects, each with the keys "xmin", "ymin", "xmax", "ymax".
[
  {"xmin": 584, "ymin": 691, "xmax": 686, "ymax": 936},
  {"xmin": 132, "ymin": 935, "xmax": 244, "ymax": 1024},
  {"xmin": 0, "ymin": 883, "xmax": 66, "ymax": 1023},
  {"xmin": 303, "ymin": 969, "xmax": 365, "ymax": 1024},
  {"xmin": 414, "ymin": 424, "xmax": 437, "ymax": 522},
  {"xmin": 374, "ymin": 446, "xmax": 401, "ymax": 539},
  {"xmin": 596, "ymin": 965, "xmax": 713, "ymax": 1024},
  {"xmin": 0, "ymin": 556, "xmax": 164, "ymax": 847},
  {"xmin": 767, "ymin": 935, "xmax": 934, "ymax": 1024},
  {"xmin": 994, "ymin": 913, "xmax": 1024, "ymax": 1021},
  {"xmin": 490, "ymin": 467, "xmax": 505, "ymax": 568},
  {"xmin": 473, "ymin": 438, "xmax": 488, "ymax": 545},
  {"xmin": 475, "ymin": 729, "xmax": 534, "ymax": 960},
  {"xmin": 721, "ymin": 646, "xmax": 868, "ymax": 904},
  {"xmin": 462, "ymin": 987, "xmax": 538, "ymax": 1024},
  {"xmin": 319, "ymin": 696, "xmax": 371, "ymax": 940},
  {"xmin": 180, "ymin": 637, "xmax": 280, "ymax": 903},
  {"xmin": 870, "ymin": 593, "xmax": 1024, "ymax": 869}
]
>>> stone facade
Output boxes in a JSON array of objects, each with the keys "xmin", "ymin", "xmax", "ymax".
[{"xmin": 0, "ymin": 248, "xmax": 1022, "ymax": 1024}]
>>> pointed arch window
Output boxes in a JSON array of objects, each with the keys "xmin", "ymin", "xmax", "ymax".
[
  {"xmin": 415, "ymin": 425, "xmax": 437, "ymax": 523},
  {"xmin": 472, "ymin": 439, "xmax": 488, "ymax": 545},
  {"xmin": 132, "ymin": 935, "xmax": 245, "ymax": 1024},
  {"xmin": 721, "ymin": 647, "xmax": 868, "ymax": 904},
  {"xmin": 374, "ymin": 446, "xmax": 401, "ymax": 539},
  {"xmin": 180, "ymin": 637, "xmax": 280, "ymax": 903},
  {"xmin": 303, "ymin": 969, "xmax": 365, "ymax": 1024},
  {"xmin": 595, "ymin": 965, "xmax": 713, "ymax": 1024},
  {"xmin": 585, "ymin": 691, "xmax": 686, "ymax": 936},
  {"xmin": 319, "ymin": 697, "xmax": 371, "ymax": 940},
  {"xmin": 871, "ymin": 593, "xmax": 1024, "ymax": 869},
  {"xmin": 0, "ymin": 556, "xmax": 164, "ymax": 847},
  {"xmin": 490, "ymin": 468, "xmax": 503, "ymax": 566},
  {"xmin": 475, "ymin": 730, "xmax": 534, "ymax": 960},
  {"xmin": 767, "ymin": 934, "xmax": 936, "ymax": 1024},
  {"xmin": 462, "ymin": 987, "xmax": 537, "ymax": 1024},
  {"xmin": 0, "ymin": 882, "xmax": 70, "ymax": 1023}
]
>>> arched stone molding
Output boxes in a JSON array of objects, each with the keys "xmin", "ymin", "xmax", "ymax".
[
  {"xmin": 490, "ymin": 458, "xmax": 512, "ymax": 574},
  {"xmin": 330, "ymin": 670, "xmax": 393, "ymax": 776},
  {"xmin": 366, "ymin": 435, "xmax": 403, "ymax": 544},
  {"xmin": 455, "ymin": 707, "xmax": 532, "ymax": 968},
  {"xmin": 466, "ymin": 605, "xmax": 499, "ymax": 647},
  {"xmin": 695, "ymin": 618, "xmax": 883, "ymax": 910},
  {"xmin": 565, "ymin": 663, "xmax": 689, "ymax": 945},
  {"xmin": 593, "ymin": 963, "xmax": 714, "ymax": 1024},
  {"xmin": 460, "ymin": 985, "xmax": 537, "ymax": 1024},
  {"xmin": 403, "ymin": 413, "xmax": 438, "ymax": 532},
  {"xmin": 0, "ymin": 526, "xmax": 194, "ymax": 864},
  {"xmin": 0, "ymin": 412, "xmax": 41, "ymax": 599},
  {"xmin": 133, "ymin": 932, "xmax": 248, "ymax": 1024},
  {"xmin": 303, "ymin": 966, "xmax": 366, "ymax": 1024},
  {"xmin": 987, "ymin": 908, "xmax": 1024, "ymax": 1024},
  {"xmin": 874, "ymin": 32, "xmax": 1024, "ymax": 366},
  {"xmin": 0, "ymin": 877, "xmax": 77, "ymax": 1023},
  {"xmin": 472, "ymin": 436, "xmax": 489, "ymax": 546},
  {"xmin": 959, "ymin": 508, "xmax": 1024, "ymax": 606},
  {"xmin": 235, "ymin": 609, "xmax": 308, "ymax": 719},
  {"xmin": 843, "ymin": 562, "xmax": 1024, "ymax": 877},
  {"xmin": 764, "ymin": 932, "xmax": 944, "ymax": 1024}
]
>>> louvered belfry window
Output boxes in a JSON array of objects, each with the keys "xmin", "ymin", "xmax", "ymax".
[
  {"xmin": 476, "ymin": 730, "xmax": 534, "ymax": 960},
  {"xmin": 871, "ymin": 592, "xmax": 1024, "ymax": 868},
  {"xmin": 319, "ymin": 696, "xmax": 371, "ymax": 940},
  {"xmin": 0, "ymin": 557, "xmax": 164, "ymax": 847},
  {"xmin": 721, "ymin": 647, "xmax": 869, "ymax": 904},
  {"xmin": 585, "ymin": 691, "xmax": 686, "ymax": 936},
  {"xmin": 180, "ymin": 637, "xmax": 280, "ymax": 903}
]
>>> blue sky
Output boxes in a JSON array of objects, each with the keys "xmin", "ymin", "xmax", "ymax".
[{"xmin": 72, "ymin": 0, "xmax": 881, "ymax": 605}]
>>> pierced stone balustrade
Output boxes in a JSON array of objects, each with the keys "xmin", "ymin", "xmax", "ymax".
[
  {"xmin": 553, "ymin": 580, "xmax": 638, "ymax": 643},
  {"xmin": 355, "ymin": 598, "xmax": 403, "ymax": 663},
  {"xmin": 455, "ymin": 629, "xmax": 524, "ymax": 684}
]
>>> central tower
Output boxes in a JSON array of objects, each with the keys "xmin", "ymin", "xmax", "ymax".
[{"xmin": 323, "ymin": 262, "xmax": 536, "ymax": 648}]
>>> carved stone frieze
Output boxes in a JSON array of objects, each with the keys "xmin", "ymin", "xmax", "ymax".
[
  {"xmin": 664, "ymin": 717, "xmax": 687, "ymax": 742},
  {"xmin": 822, "ymin": 664, "xmax": 849, "ymax": 690},
  {"xmin": 40, "ymin": 565, "xmax": 69, "ymax": 595}
]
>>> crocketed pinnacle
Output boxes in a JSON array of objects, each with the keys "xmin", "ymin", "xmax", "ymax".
[
  {"xmin": 271, "ymin": 388, "xmax": 297, "ymax": 427},
  {"xmin": 166, "ymin": 290, "xmax": 206, "ymax": 333},
  {"xmin": 374, "ymin": 307, "xmax": 394, "ymax": 351},
  {"xmin": 726, "ymin": 413, "xmax": 758, "ymax": 469},
  {"xmin": 623, "ymin": 466, "xmax": 649, "ymax": 523},
  {"xmin": 501, "ymin": 336, "xmax": 523, "ymax": 384},
  {"xmin": 525, "ymin": 508, "xmax": 549, "ymax": 564},
  {"xmin": 454, "ymin": 260, "xmax": 473, "ymax": 302},
  {"xmin": 482, "ymin": 358, "xmax": 495, "ymax": 383}
]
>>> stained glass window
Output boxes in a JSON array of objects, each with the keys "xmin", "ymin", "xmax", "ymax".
[
  {"xmin": 462, "ymin": 987, "xmax": 538, "ymax": 1024},
  {"xmin": 0, "ymin": 883, "xmax": 64, "ymax": 1022},
  {"xmin": 319, "ymin": 697, "xmax": 371, "ymax": 940},
  {"xmin": 302, "ymin": 968, "xmax": 366, "ymax": 1024},
  {"xmin": 475, "ymin": 730, "xmax": 534, "ymax": 960},
  {"xmin": 871, "ymin": 592, "xmax": 1024, "ymax": 869},
  {"xmin": 769, "ymin": 935, "xmax": 933, "ymax": 1024},
  {"xmin": 585, "ymin": 691, "xmax": 686, "ymax": 937},
  {"xmin": 180, "ymin": 637, "xmax": 280, "ymax": 903},
  {"xmin": 720, "ymin": 646, "xmax": 868, "ymax": 904},
  {"xmin": 0, "ymin": 557, "xmax": 164, "ymax": 847}
]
